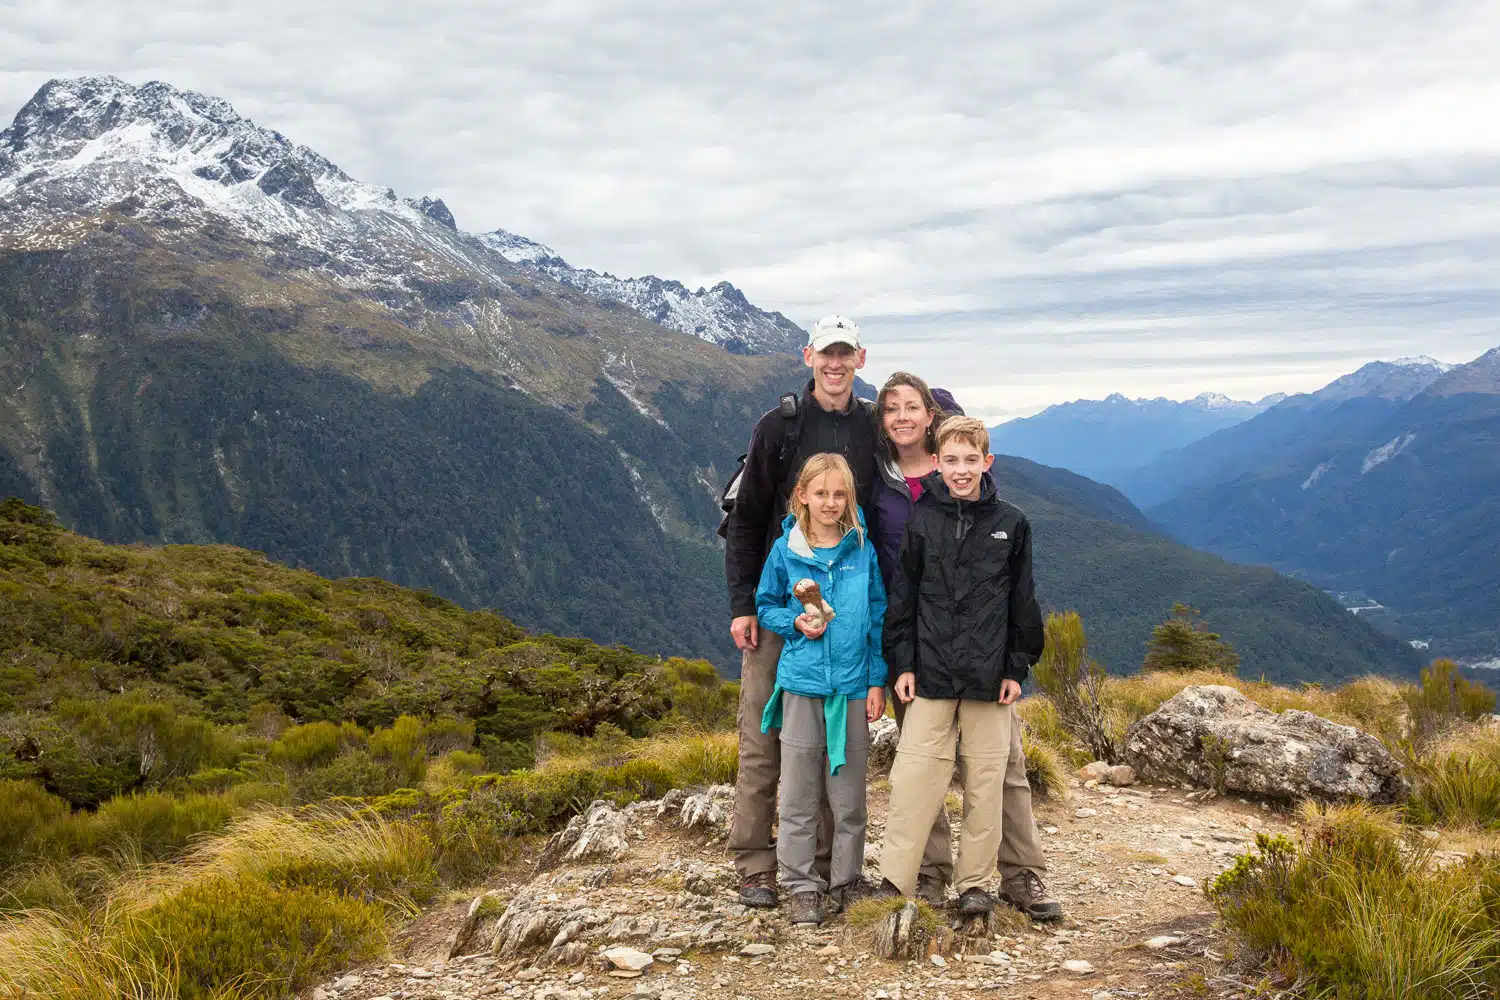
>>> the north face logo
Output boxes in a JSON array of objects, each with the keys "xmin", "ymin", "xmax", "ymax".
[{"xmin": 992, "ymin": 531, "xmax": 1008, "ymax": 540}]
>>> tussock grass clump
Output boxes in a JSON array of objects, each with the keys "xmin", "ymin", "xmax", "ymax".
[
  {"xmin": 1209, "ymin": 802, "xmax": 1500, "ymax": 999},
  {"xmin": 627, "ymin": 729, "xmax": 737, "ymax": 788},
  {"xmin": 1020, "ymin": 731, "xmax": 1067, "ymax": 801},
  {"xmin": 843, "ymin": 895, "xmax": 940, "ymax": 931},
  {"xmin": 1409, "ymin": 722, "xmax": 1500, "ymax": 829}
]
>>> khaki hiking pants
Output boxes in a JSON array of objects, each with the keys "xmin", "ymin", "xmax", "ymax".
[
  {"xmin": 729, "ymin": 631, "xmax": 833, "ymax": 880},
  {"xmin": 891, "ymin": 693, "xmax": 1047, "ymax": 885},
  {"xmin": 882, "ymin": 698, "xmax": 1017, "ymax": 895}
]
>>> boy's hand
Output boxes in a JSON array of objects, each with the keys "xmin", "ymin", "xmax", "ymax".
[
  {"xmin": 794, "ymin": 613, "xmax": 827, "ymax": 639},
  {"xmin": 998, "ymin": 679, "xmax": 1022, "ymax": 705},
  {"xmin": 894, "ymin": 672, "xmax": 916, "ymax": 703},
  {"xmin": 866, "ymin": 687, "xmax": 886, "ymax": 722}
]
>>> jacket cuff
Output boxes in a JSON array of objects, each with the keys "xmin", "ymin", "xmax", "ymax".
[{"xmin": 730, "ymin": 592, "xmax": 758, "ymax": 619}]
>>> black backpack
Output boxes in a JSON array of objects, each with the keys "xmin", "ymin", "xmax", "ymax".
[
  {"xmin": 715, "ymin": 392, "xmax": 877, "ymax": 538},
  {"xmin": 716, "ymin": 392, "xmax": 802, "ymax": 539}
]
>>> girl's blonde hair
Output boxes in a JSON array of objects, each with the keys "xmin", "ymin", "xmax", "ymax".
[{"xmin": 790, "ymin": 453, "xmax": 863, "ymax": 545}]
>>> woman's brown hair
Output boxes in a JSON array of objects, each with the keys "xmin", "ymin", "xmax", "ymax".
[{"xmin": 875, "ymin": 371, "xmax": 946, "ymax": 459}]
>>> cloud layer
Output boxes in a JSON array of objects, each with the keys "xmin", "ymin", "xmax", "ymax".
[{"xmin": 5, "ymin": 1, "xmax": 1500, "ymax": 419}]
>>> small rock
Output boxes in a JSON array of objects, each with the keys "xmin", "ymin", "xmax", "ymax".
[
  {"xmin": 332, "ymin": 975, "xmax": 362, "ymax": 991},
  {"xmin": 1171, "ymin": 875, "xmax": 1198, "ymax": 887},
  {"xmin": 1074, "ymin": 808, "xmax": 1099, "ymax": 819},
  {"xmin": 1061, "ymin": 959, "xmax": 1096, "ymax": 975},
  {"xmin": 1106, "ymin": 765, "xmax": 1136, "ymax": 787},
  {"xmin": 1042, "ymin": 825, "xmax": 1059, "ymax": 835},
  {"xmin": 652, "ymin": 947, "xmax": 682, "ymax": 963},
  {"xmin": 604, "ymin": 947, "xmax": 655, "ymax": 972},
  {"xmin": 815, "ymin": 944, "xmax": 841, "ymax": 957},
  {"xmin": 739, "ymin": 943, "xmax": 776, "ymax": 957},
  {"xmin": 515, "ymin": 967, "xmax": 544, "ymax": 981},
  {"xmin": 930, "ymin": 954, "xmax": 946, "ymax": 967},
  {"xmin": 569, "ymin": 972, "xmax": 586, "ymax": 984},
  {"xmin": 409, "ymin": 969, "xmax": 434, "ymax": 979},
  {"xmin": 1078, "ymin": 761, "xmax": 1111, "ymax": 781},
  {"xmin": 1143, "ymin": 935, "xmax": 1184, "ymax": 950},
  {"xmin": 608, "ymin": 969, "xmax": 645, "ymax": 979}
]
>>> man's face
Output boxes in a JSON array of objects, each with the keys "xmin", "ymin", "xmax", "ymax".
[
  {"xmin": 802, "ymin": 342, "xmax": 866, "ymax": 399},
  {"xmin": 938, "ymin": 439, "xmax": 993, "ymax": 499}
]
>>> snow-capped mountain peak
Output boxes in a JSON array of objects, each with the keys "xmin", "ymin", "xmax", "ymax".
[
  {"xmin": 478, "ymin": 229, "xmax": 805, "ymax": 355},
  {"xmin": 0, "ymin": 75, "xmax": 803, "ymax": 355}
]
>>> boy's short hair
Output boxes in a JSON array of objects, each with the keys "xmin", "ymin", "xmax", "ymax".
[{"xmin": 936, "ymin": 415, "xmax": 990, "ymax": 456}]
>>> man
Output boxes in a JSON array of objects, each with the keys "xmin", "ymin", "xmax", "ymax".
[{"xmin": 724, "ymin": 314, "xmax": 880, "ymax": 908}]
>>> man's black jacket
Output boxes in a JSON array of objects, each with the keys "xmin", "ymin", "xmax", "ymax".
[
  {"xmin": 724, "ymin": 381, "xmax": 879, "ymax": 619},
  {"xmin": 883, "ymin": 470, "xmax": 1046, "ymax": 699}
]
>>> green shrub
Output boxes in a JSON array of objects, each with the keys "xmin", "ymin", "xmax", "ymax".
[
  {"xmin": 368, "ymin": 715, "xmax": 429, "ymax": 787},
  {"xmin": 1142, "ymin": 603, "xmax": 1240, "ymax": 675},
  {"xmin": 124, "ymin": 877, "xmax": 386, "ymax": 1000},
  {"xmin": 268, "ymin": 721, "xmax": 366, "ymax": 769},
  {"xmin": 1406, "ymin": 660, "xmax": 1497, "ymax": 746},
  {"xmin": 1209, "ymin": 803, "xmax": 1500, "ymax": 999},
  {"xmin": 0, "ymin": 779, "xmax": 70, "ymax": 868}
]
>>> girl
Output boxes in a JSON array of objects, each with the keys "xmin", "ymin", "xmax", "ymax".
[{"xmin": 755, "ymin": 452, "xmax": 888, "ymax": 926}]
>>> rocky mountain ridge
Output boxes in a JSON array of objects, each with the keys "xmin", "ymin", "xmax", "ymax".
[
  {"xmin": 0, "ymin": 75, "xmax": 800, "ymax": 357},
  {"xmin": 483, "ymin": 230, "xmax": 805, "ymax": 355}
]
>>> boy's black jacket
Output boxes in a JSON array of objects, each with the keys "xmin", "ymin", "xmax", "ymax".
[{"xmin": 884, "ymin": 470, "xmax": 1046, "ymax": 699}]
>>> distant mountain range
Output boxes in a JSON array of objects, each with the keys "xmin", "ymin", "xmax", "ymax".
[
  {"xmin": 1146, "ymin": 350, "xmax": 1500, "ymax": 663},
  {"xmin": 0, "ymin": 76, "xmax": 1421, "ymax": 681},
  {"xmin": 990, "ymin": 392, "xmax": 1285, "ymax": 485}
]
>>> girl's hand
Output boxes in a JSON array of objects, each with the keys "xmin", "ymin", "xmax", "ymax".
[
  {"xmin": 794, "ymin": 613, "xmax": 827, "ymax": 639},
  {"xmin": 866, "ymin": 687, "xmax": 886, "ymax": 722},
  {"xmin": 998, "ymin": 679, "xmax": 1022, "ymax": 705},
  {"xmin": 894, "ymin": 672, "xmax": 916, "ymax": 703}
]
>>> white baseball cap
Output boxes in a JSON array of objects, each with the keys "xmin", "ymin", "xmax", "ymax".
[{"xmin": 808, "ymin": 314, "xmax": 861, "ymax": 352}]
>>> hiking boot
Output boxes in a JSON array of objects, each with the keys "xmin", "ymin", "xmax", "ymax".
[
  {"xmin": 788, "ymin": 890, "xmax": 826, "ymax": 926},
  {"xmin": 738, "ymin": 871, "xmax": 778, "ymax": 909},
  {"xmin": 871, "ymin": 878, "xmax": 903, "ymax": 901},
  {"xmin": 999, "ymin": 869, "xmax": 1064, "ymax": 922},
  {"xmin": 915, "ymin": 873, "xmax": 947, "ymax": 908},
  {"xmin": 957, "ymin": 887, "xmax": 996, "ymax": 916},
  {"xmin": 829, "ymin": 877, "xmax": 876, "ymax": 912}
]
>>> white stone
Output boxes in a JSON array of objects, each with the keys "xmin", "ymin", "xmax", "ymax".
[
  {"xmin": 1074, "ymin": 808, "xmax": 1099, "ymax": 818},
  {"xmin": 332, "ymin": 975, "xmax": 362, "ymax": 990},
  {"xmin": 1143, "ymin": 935, "xmax": 1184, "ymax": 950},
  {"xmin": 1061, "ymin": 959, "xmax": 1096, "ymax": 975},
  {"xmin": 739, "ymin": 943, "xmax": 776, "ymax": 957},
  {"xmin": 930, "ymin": 954, "xmax": 946, "ymax": 967},
  {"xmin": 604, "ymin": 947, "xmax": 655, "ymax": 972},
  {"xmin": 1078, "ymin": 761, "xmax": 1111, "ymax": 781},
  {"xmin": 1172, "ymin": 875, "xmax": 1198, "ymax": 887}
]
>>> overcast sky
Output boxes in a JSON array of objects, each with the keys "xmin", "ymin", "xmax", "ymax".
[{"xmin": 6, "ymin": 1, "xmax": 1500, "ymax": 419}]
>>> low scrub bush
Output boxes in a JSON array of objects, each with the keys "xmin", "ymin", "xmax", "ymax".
[
  {"xmin": 1020, "ymin": 730, "xmax": 1067, "ymax": 801},
  {"xmin": 0, "ymin": 779, "xmax": 70, "ymax": 868},
  {"xmin": 123, "ymin": 876, "xmax": 387, "ymax": 1000},
  {"xmin": 1208, "ymin": 802, "xmax": 1500, "ymax": 999},
  {"xmin": 1406, "ymin": 659, "xmax": 1497, "ymax": 746}
]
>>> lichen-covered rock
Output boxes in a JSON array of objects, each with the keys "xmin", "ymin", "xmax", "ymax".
[
  {"xmin": 1124, "ymin": 685, "xmax": 1409, "ymax": 803},
  {"xmin": 448, "ymin": 889, "xmax": 506, "ymax": 958},
  {"xmin": 678, "ymin": 785, "xmax": 734, "ymax": 831},
  {"xmin": 537, "ymin": 800, "xmax": 633, "ymax": 871},
  {"xmin": 868, "ymin": 717, "xmax": 900, "ymax": 774}
]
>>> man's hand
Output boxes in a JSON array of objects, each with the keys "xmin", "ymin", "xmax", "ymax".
[
  {"xmin": 894, "ymin": 672, "xmax": 916, "ymax": 703},
  {"xmin": 731, "ymin": 615, "xmax": 759, "ymax": 651},
  {"xmin": 866, "ymin": 686, "xmax": 886, "ymax": 722},
  {"xmin": 794, "ymin": 613, "xmax": 827, "ymax": 639},
  {"xmin": 998, "ymin": 679, "xmax": 1022, "ymax": 705}
]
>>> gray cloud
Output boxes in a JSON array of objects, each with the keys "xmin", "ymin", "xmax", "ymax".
[{"xmin": 5, "ymin": 0, "xmax": 1500, "ymax": 419}]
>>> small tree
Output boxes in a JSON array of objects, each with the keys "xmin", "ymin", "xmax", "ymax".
[
  {"xmin": 1033, "ymin": 611, "xmax": 1117, "ymax": 763},
  {"xmin": 1406, "ymin": 658, "xmax": 1497, "ymax": 746},
  {"xmin": 1144, "ymin": 603, "xmax": 1239, "ymax": 675}
]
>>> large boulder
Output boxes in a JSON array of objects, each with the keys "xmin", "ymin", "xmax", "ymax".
[{"xmin": 1124, "ymin": 685, "xmax": 1409, "ymax": 804}]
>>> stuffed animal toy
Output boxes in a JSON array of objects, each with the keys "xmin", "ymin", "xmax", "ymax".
[{"xmin": 793, "ymin": 578, "xmax": 836, "ymax": 629}]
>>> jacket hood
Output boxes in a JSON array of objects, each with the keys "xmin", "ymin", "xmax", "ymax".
[
  {"xmin": 918, "ymin": 469, "xmax": 998, "ymax": 508},
  {"xmin": 779, "ymin": 509, "xmax": 868, "ymax": 561}
]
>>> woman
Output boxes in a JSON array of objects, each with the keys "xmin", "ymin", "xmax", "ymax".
[{"xmin": 871, "ymin": 371, "xmax": 1063, "ymax": 922}]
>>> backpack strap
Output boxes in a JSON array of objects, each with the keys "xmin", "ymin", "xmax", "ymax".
[{"xmin": 774, "ymin": 392, "xmax": 802, "ymax": 485}]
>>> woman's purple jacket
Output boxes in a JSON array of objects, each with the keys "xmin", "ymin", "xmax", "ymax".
[{"xmin": 870, "ymin": 387, "xmax": 963, "ymax": 589}]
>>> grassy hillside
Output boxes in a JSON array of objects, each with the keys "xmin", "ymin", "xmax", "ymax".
[{"xmin": 992, "ymin": 458, "xmax": 1420, "ymax": 684}]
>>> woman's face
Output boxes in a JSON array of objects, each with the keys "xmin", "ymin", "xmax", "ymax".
[{"xmin": 883, "ymin": 385, "xmax": 935, "ymax": 452}]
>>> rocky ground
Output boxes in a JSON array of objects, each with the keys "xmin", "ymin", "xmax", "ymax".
[{"xmin": 309, "ymin": 766, "xmax": 1300, "ymax": 1000}]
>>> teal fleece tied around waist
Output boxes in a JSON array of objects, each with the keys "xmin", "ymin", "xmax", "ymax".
[{"xmin": 759, "ymin": 683, "xmax": 853, "ymax": 776}]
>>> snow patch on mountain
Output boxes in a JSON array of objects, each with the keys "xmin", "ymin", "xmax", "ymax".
[
  {"xmin": 481, "ymin": 230, "xmax": 804, "ymax": 355},
  {"xmin": 1301, "ymin": 461, "xmax": 1332, "ymax": 490},
  {"xmin": 1361, "ymin": 432, "xmax": 1416, "ymax": 474}
]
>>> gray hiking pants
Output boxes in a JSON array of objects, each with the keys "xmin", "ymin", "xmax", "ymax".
[{"xmin": 777, "ymin": 692, "xmax": 870, "ymax": 896}]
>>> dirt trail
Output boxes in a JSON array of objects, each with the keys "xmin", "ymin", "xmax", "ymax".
[{"xmin": 311, "ymin": 777, "xmax": 1291, "ymax": 1000}]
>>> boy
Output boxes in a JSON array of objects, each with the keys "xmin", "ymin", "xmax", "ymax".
[{"xmin": 876, "ymin": 416, "xmax": 1046, "ymax": 914}]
